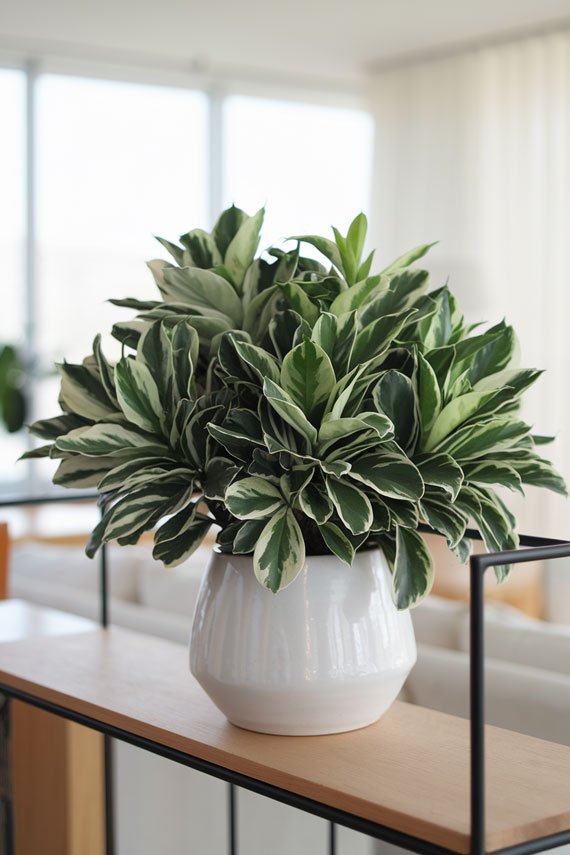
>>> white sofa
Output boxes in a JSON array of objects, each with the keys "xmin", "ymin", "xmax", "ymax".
[{"xmin": 9, "ymin": 543, "xmax": 570, "ymax": 855}]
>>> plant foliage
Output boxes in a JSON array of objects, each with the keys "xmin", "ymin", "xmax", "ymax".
[{"xmin": 26, "ymin": 207, "xmax": 566, "ymax": 608}]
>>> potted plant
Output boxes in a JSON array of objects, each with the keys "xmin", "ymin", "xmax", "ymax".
[{"xmin": 26, "ymin": 207, "xmax": 566, "ymax": 735}]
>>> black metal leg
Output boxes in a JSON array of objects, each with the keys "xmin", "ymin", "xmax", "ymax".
[
  {"xmin": 329, "ymin": 821, "xmax": 337, "ymax": 855},
  {"xmin": 228, "ymin": 783, "xmax": 237, "ymax": 855},
  {"xmin": 470, "ymin": 557, "xmax": 485, "ymax": 855},
  {"xmin": 104, "ymin": 734, "xmax": 115, "ymax": 855}
]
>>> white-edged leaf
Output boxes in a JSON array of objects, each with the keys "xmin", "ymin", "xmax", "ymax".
[
  {"xmin": 53, "ymin": 456, "xmax": 119, "ymax": 488},
  {"xmin": 58, "ymin": 363, "xmax": 117, "ymax": 421},
  {"xmin": 392, "ymin": 527, "xmax": 434, "ymax": 609},
  {"xmin": 56, "ymin": 424, "xmax": 168, "ymax": 457},
  {"xmin": 415, "ymin": 453, "xmax": 464, "ymax": 500},
  {"xmin": 298, "ymin": 482, "xmax": 333, "ymax": 524},
  {"xmin": 224, "ymin": 207, "xmax": 264, "ymax": 291},
  {"xmin": 253, "ymin": 508, "xmax": 305, "ymax": 593},
  {"xmin": 320, "ymin": 522, "xmax": 355, "ymax": 565},
  {"xmin": 325, "ymin": 476, "xmax": 373, "ymax": 535},
  {"xmin": 263, "ymin": 378, "xmax": 318, "ymax": 445},
  {"xmin": 350, "ymin": 453, "xmax": 424, "ymax": 501},
  {"xmin": 280, "ymin": 338, "xmax": 336, "ymax": 420},
  {"xmin": 233, "ymin": 338, "xmax": 280, "ymax": 385},
  {"xmin": 115, "ymin": 358, "xmax": 164, "ymax": 434},
  {"xmin": 225, "ymin": 476, "xmax": 285, "ymax": 520}
]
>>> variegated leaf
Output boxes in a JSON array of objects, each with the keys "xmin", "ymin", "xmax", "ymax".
[
  {"xmin": 320, "ymin": 522, "xmax": 355, "ymax": 565},
  {"xmin": 325, "ymin": 476, "xmax": 373, "ymax": 535},
  {"xmin": 350, "ymin": 453, "xmax": 424, "ymax": 501},
  {"xmin": 225, "ymin": 477, "xmax": 285, "ymax": 520},
  {"xmin": 253, "ymin": 508, "xmax": 305, "ymax": 592},
  {"xmin": 53, "ymin": 456, "xmax": 120, "ymax": 488},
  {"xmin": 56, "ymin": 424, "xmax": 168, "ymax": 457},
  {"xmin": 280, "ymin": 339, "xmax": 336, "ymax": 421},
  {"xmin": 115, "ymin": 357, "xmax": 164, "ymax": 434},
  {"xmin": 58, "ymin": 363, "xmax": 117, "ymax": 421},
  {"xmin": 263, "ymin": 378, "xmax": 317, "ymax": 445},
  {"xmin": 392, "ymin": 527, "xmax": 434, "ymax": 609}
]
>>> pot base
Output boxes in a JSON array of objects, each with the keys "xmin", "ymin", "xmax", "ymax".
[
  {"xmin": 190, "ymin": 549, "xmax": 417, "ymax": 736},
  {"xmin": 197, "ymin": 668, "xmax": 410, "ymax": 736}
]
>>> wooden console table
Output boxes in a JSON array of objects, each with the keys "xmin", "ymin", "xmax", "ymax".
[{"xmin": 1, "ymin": 601, "xmax": 570, "ymax": 855}]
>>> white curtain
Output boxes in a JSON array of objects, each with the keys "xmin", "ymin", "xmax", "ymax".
[{"xmin": 367, "ymin": 29, "xmax": 570, "ymax": 539}]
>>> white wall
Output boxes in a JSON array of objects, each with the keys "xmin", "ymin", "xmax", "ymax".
[{"xmin": 367, "ymin": 28, "xmax": 570, "ymax": 540}]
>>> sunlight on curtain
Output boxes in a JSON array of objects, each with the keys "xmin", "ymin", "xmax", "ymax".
[{"xmin": 368, "ymin": 30, "xmax": 570, "ymax": 539}]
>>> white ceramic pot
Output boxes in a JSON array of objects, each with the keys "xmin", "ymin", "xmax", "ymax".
[{"xmin": 189, "ymin": 548, "xmax": 416, "ymax": 735}]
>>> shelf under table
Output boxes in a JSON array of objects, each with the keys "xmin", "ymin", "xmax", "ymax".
[{"xmin": 0, "ymin": 616, "xmax": 569, "ymax": 854}]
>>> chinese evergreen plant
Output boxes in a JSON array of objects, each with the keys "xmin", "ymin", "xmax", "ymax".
[{"xmin": 25, "ymin": 207, "xmax": 566, "ymax": 608}]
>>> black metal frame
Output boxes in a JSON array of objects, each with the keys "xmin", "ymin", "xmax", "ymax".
[{"xmin": 2, "ymin": 493, "xmax": 570, "ymax": 855}]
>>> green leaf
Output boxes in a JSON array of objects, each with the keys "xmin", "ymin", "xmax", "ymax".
[
  {"xmin": 415, "ymin": 350, "xmax": 441, "ymax": 435},
  {"xmin": 203, "ymin": 456, "xmax": 241, "ymax": 500},
  {"xmin": 224, "ymin": 207, "xmax": 264, "ymax": 291},
  {"xmin": 298, "ymin": 482, "xmax": 333, "ymax": 524},
  {"xmin": 233, "ymin": 338, "xmax": 281, "ymax": 386},
  {"xmin": 381, "ymin": 242, "xmax": 437, "ymax": 275},
  {"xmin": 253, "ymin": 508, "xmax": 305, "ymax": 592},
  {"xmin": 153, "ymin": 515, "xmax": 212, "ymax": 567},
  {"xmin": 161, "ymin": 267, "xmax": 243, "ymax": 325},
  {"xmin": 346, "ymin": 213, "xmax": 368, "ymax": 263},
  {"xmin": 212, "ymin": 205, "xmax": 248, "ymax": 257},
  {"xmin": 420, "ymin": 493, "xmax": 467, "ymax": 549},
  {"xmin": 29, "ymin": 413, "xmax": 88, "ymax": 441},
  {"xmin": 53, "ymin": 456, "xmax": 120, "ymax": 488},
  {"xmin": 350, "ymin": 310, "xmax": 416, "ymax": 367},
  {"xmin": 373, "ymin": 370, "xmax": 418, "ymax": 452},
  {"xmin": 511, "ymin": 456, "xmax": 567, "ymax": 496},
  {"xmin": 279, "ymin": 281, "xmax": 319, "ymax": 325},
  {"xmin": 320, "ymin": 522, "xmax": 355, "ymax": 565},
  {"xmin": 350, "ymin": 452, "xmax": 424, "ymax": 501},
  {"xmin": 463, "ymin": 461, "xmax": 523, "ymax": 494},
  {"xmin": 392, "ymin": 527, "xmax": 434, "ymax": 609},
  {"xmin": 289, "ymin": 235, "xmax": 342, "ymax": 272},
  {"xmin": 225, "ymin": 476, "xmax": 285, "ymax": 520},
  {"xmin": 232, "ymin": 519, "xmax": 267, "ymax": 554},
  {"xmin": 171, "ymin": 320, "xmax": 199, "ymax": 402},
  {"xmin": 441, "ymin": 418, "xmax": 531, "ymax": 461},
  {"xmin": 329, "ymin": 275, "xmax": 384, "ymax": 316},
  {"xmin": 280, "ymin": 338, "xmax": 336, "ymax": 422},
  {"xmin": 263, "ymin": 378, "xmax": 318, "ymax": 445},
  {"xmin": 115, "ymin": 358, "xmax": 164, "ymax": 434},
  {"xmin": 414, "ymin": 453, "xmax": 464, "ymax": 500},
  {"xmin": 58, "ymin": 362, "xmax": 117, "ymax": 421},
  {"xmin": 97, "ymin": 456, "xmax": 179, "ymax": 492},
  {"xmin": 180, "ymin": 228, "xmax": 222, "ymax": 268},
  {"xmin": 87, "ymin": 485, "xmax": 183, "ymax": 556},
  {"xmin": 56, "ymin": 424, "xmax": 168, "ymax": 458},
  {"xmin": 325, "ymin": 476, "xmax": 373, "ymax": 535},
  {"xmin": 311, "ymin": 311, "xmax": 357, "ymax": 376},
  {"xmin": 423, "ymin": 389, "xmax": 500, "ymax": 453}
]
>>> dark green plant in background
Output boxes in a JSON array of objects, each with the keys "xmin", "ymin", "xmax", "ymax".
[
  {"xmin": 24, "ymin": 207, "xmax": 567, "ymax": 609},
  {"xmin": 0, "ymin": 344, "xmax": 27, "ymax": 433}
]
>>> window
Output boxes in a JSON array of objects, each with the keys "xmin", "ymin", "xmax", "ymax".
[
  {"xmin": 0, "ymin": 69, "xmax": 26, "ymax": 485},
  {"xmin": 223, "ymin": 95, "xmax": 374, "ymax": 247},
  {"xmin": 0, "ymin": 66, "xmax": 373, "ymax": 492}
]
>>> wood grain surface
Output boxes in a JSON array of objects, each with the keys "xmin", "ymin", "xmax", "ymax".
[{"xmin": 0, "ymin": 607, "xmax": 569, "ymax": 853}]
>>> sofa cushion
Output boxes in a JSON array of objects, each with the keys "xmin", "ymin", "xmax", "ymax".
[
  {"xmin": 410, "ymin": 595, "xmax": 466, "ymax": 650},
  {"xmin": 457, "ymin": 605, "xmax": 570, "ymax": 678},
  {"xmin": 10, "ymin": 542, "xmax": 141, "ymax": 602},
  {"xmin": 136, "ymin": 547, "xmax": 210, "ymax": 618},
  {"xmin": 407, "ymin": 643, "xmax": 570, "ymax": 746}
]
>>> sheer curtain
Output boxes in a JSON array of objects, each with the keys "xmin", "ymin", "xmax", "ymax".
[{"xmin": 367, "ymin": 29, "xmax": 570, "ymax": 538}]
